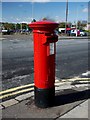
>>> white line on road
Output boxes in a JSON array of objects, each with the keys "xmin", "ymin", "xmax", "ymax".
[
  {"xmin": 0, "ymin": 38, "xmax": 6, "ymax": 40},
  {"xmin": 81, "ymin": 71, "xmax": 90, "ymax": 77}
]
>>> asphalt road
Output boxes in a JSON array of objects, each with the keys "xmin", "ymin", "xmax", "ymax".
[
  {"xmin": 1, "ymin": 35, "xmax": 89, "ymax": 90},
  {"xmin": 56, "ymin": 39, "xmax": 88, "ymax": 79}
]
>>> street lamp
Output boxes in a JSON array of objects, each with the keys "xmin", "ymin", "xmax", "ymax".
[
  {"xmin": 65, "ymin": 0, "xmax": 68, "ymax": 34},
  {"xmin": 20, "ymin": 23, "xmax": 23, "ymax": 33},
  {"xmin": 32, "ymin": 1, "xmax": 34, "ymax": 21},
  {"xmin": 76, "ymin": 5, "xmax": 78, "ymax": 37}
]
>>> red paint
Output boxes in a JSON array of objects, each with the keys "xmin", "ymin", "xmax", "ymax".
[{"xmin": 29, "ymin": 21, "xmax": 58, "ymax": 89}]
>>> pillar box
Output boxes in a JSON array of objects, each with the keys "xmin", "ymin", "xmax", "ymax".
[{"xmin": 29, "ymin": 21, "xmax": 58, "ymax": 108}]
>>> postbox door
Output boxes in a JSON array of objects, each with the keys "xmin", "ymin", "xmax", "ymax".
[{"xmin": 46, "ymin": 42, "xmax": 56, "ymax": 88}]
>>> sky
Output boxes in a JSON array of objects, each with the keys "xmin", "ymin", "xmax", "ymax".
[{"xmin": 1, "ymin": 1, "xmax": 88, "ymax": 24}]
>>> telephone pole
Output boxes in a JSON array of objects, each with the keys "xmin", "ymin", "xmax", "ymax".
[
  {"xmin": 32, "ymin": 1, "xmax": 34, "ymax": 21},
  {"xmin": 65, "ymin": 0, "xmax": 68, "ymax": 34}
]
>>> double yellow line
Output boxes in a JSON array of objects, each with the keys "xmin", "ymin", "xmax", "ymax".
[
  {"xmin": 0, "ymin": 83, "xmax": 34, "ymax": 99},
  {"xmin": 0, "ymin": 78, "xmax": 89, "ymax": 100},
  {"xmin": 0, "ymin": 80, "xmax": 59, "ymax": 99}
]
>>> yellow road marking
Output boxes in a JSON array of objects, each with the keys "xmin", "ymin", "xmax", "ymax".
[
  {"xmin": 55, "ymin": 79, "xmax": 60, "ymax": 83},
  {"xmin": 0, "ymin": 78, "xmax": 89, "ymax": 99},
  {"xmin": 0, "ymin": 80, "xmax": 59, "ymax": 95},
  {"xmin": 66, "ymin": 78, "xmax": 90, "ymax": 82},
  {"xmin": 0, "ymin": 83, "xmax": 34, "ymax": 95},
  {"xmin": 55, "ymin": 82, "xmax": 66, "ymax": 86},
  {"xmin": 0, "ymin": 87, "xmax": 34, "ymax": 99}
]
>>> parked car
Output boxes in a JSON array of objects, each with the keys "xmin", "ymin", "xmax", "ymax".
[
  {"xmin": 70, "ymin": 29, "xmax": 80, "ymax": 36},
  {"xmin": 1, "ymin": 29, "xmax": 14, "ymax": 35},
  {"xmin": 80, "ymin": 30, "xmax": 87, "ymax": 36}
]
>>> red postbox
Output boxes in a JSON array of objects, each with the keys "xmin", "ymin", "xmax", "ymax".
[{"xmin": 29, "ymin": 21, "xmax": 58, "ymax": 108}]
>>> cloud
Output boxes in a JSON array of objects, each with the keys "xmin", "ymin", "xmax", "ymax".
[
  {"xmin": 82, "ymin": 8, "xmax": 88, "ymax": 13},
  {"xmin": 16, "ymin": 18, "xmax": 21, "ymax": 21}
]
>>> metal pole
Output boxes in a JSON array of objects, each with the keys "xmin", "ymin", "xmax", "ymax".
[
  {"xmin": 21, "ymin": 23, "xmax": 22, "ymax": 33},
  {"xmin": 76, "ymin": 5, "xmax": 78, "ymax": 37},
  {"xmin": 65, "ymin": 0, "xmax": 68, "ymax": 34},
  {"xmin": 32, "ymin": 1, "xmax": 34, "ymax": 21},
  {"xmin": 15, "ymin": 23, "xmax": 16, "ymax": 34}
]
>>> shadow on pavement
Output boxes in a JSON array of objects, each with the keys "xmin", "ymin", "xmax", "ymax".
[{"xmin": 55, "ymin": 89, "xmax": 90, "ymax": 106}]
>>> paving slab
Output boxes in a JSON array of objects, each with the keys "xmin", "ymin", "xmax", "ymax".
[
  {"xmin": 55, "ymin": 84, "xmax": 73, "ymax": 90},
  {"xmin": 1, "ymin": 99, "xmax": 18, "ymax": 108},
  {"xmin": 2, "ymin": 97, "xmax": 85, "ymax": 119},
  {"xmin": 1, "ymin": 83, "xmax": 89, "ymax": 119},
  {"xmin": 60, "ymin": 100, "xmax": 89, "ymax": 118},
  {"xmin": 15, "ymin": 92, "xmax": 34, "ymax": 101},
  {"xmin": 2, "ymin": 87, "xmax": 89, "ymax": 119}
]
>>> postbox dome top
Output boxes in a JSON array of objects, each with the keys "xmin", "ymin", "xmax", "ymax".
[{"xmin": 29, "ymin": 20, "xmax": 59, "ymax": 33}]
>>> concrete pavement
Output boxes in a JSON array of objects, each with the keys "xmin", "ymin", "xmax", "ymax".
[
  {"xmin": 60, "ymin": 99, "xmax": 89, "ymax": 118},
  {"xmin": 0, "ymin": 78, "xmax": 89, "ymax": 119}
]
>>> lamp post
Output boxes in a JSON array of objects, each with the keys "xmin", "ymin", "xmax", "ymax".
[
  {"xmin": 32, "ymin": 1, "xmax": 34, "ymax": 21},
  {"xmin": 65, "ymin": 0, "xmax": 68, "ymax": 34},
  {"xmin": 20, "ymin": 23, "xmax": 23, "ymax": 33},
  {"xmin": 76, "ymin": 5, "xmax": 78, "ymax": 37}
]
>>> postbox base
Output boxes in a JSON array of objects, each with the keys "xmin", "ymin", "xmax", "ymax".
[{"xmin": 34, "ymin": 86, "xmax": 55, "ymax": 108}]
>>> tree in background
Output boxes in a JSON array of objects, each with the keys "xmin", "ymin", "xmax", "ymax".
[
  {"xmin": 2, "ymin": 23, "xmax": 15, "ymax": 30},
  {"xmin": 42, "ymin": 17, "xmax": 55, "ymax": 22},
  {"xmin": 42, "ymin": 17, "xmax": 48, "ymax": 21},
  {"xmin": 58, "ymin": 22, "xmax": 72, "ymax": 28},
  {"xmin": 22, "ymin": 23, "xmax": 27, "ymax": 30},
  {"xmin": 1, "ymin": 20, "xmax": 87, "ymax": 33},
  {"xmin": 67, "ymin": 22, "xmax": 72, "ymax": 28},
  {"xmin": 16, "ymin": 23, "xmax": 21, "ymax": 30},
  {"xmin": 3, "ymin": 23, "xmax": 11, "ymax": 30},
  {"xmin": 58, "ymin": 22, "xmax": 65, "ymax": 28}
]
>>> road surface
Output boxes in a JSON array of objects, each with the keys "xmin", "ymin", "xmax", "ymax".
[{"xmin": 1, "ymin": 35, "xmax": 89, "ymax": 90}]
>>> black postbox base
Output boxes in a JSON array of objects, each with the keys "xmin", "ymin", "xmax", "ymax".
[{"xmin": 34, "ymin": 86, "xmax": 55, "ymax": 108}]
